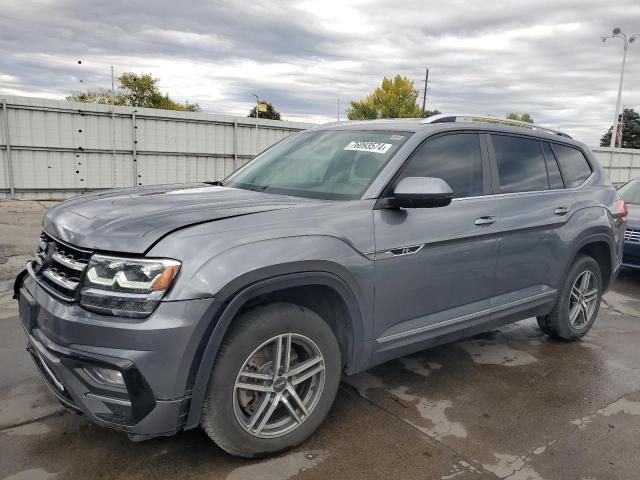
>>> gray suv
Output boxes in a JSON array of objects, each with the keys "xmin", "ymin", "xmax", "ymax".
[{"xmin": 14, "ymin": 114, "xmax": 627, "ymax": 457}]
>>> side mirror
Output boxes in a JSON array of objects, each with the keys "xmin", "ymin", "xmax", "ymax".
[{"xmin": 391, "ymin": 177, "xmax": 454, "ymax": 208}]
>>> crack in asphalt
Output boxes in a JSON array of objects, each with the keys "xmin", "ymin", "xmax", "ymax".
[
  {"xmin": 340, "ymin": 384, "xmax": 502, "ymax": 479},
  {"xmin": 0, "ymin": 411, "xmax": 66, "ymax": 433},
  {"xmin": 601, "ymin": 297, "xmax": 640, "ymax": 319}
]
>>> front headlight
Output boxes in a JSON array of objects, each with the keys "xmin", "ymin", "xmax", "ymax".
[{"xmin": 79, "ymin": 255, "xmax": 181, "ymax": 318}]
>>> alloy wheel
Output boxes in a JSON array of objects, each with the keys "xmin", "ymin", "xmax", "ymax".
[
  {"xmin": 233, "ymin": 333, "xmax": 326, "ymax": 439},
  {"xmin": 568, "ymin": 270, "xmax": 599, "ymax": 330}
]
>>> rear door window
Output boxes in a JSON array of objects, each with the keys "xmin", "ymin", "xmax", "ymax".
[
  {"xmin": 491, "ymin": 135, "xmax": 549, "ymax": 193},
  {"xmin": 551, "ymin": 144, "xmax": 592, "ymax": 188},
  {"xmin": 542, "ymin": 142, "xmax": 564, "ymax": 189}
]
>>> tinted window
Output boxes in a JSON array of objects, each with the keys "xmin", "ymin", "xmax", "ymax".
[
  {"xmin": 492, "ymin": 135, "xmax": 549, "ymax": 193},
  {"xmin": 397, "ymin": 133, "xmax": 483, "ymax": 198},
  {"xmin": 552, "ymin": 144, "xmax": 592, "ymax": 188},
  {"xmin": 542, "ymin": 142, "xmax": 564, "ymax": 189}
]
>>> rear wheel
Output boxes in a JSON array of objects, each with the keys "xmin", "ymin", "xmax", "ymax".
[
  {"xmin": 537, "ymin": 255, "xmax": 602, "ymax": 340},
  {"xmin": 200, "ymin": 302, "xmax": 341, "ymax": 457}
]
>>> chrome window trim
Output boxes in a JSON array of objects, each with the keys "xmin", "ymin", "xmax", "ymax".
[{"xmin": 450, "ymin": 171, "xmax": 595, "ymax": 202}]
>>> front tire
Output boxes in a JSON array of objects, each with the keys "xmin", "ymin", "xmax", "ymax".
[
  {"xmin": 200, "ymin": 302, "xmax": 341, "ymax": 457},
  {"xmin": 537, "ymin": 254, "xmax": 602, "ymax": 341}
]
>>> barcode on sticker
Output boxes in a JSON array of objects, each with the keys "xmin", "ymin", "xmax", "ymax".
[{"xmin": 343, "ymin": 141, "xmax": 392, "ymax": 154}]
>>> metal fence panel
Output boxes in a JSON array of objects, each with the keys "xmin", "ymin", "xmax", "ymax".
[
  {"xmin": 0, "ymin": 95, "xmax": 312, "ymax": 199},
  {"xmin": 592, "ymin": 147, "xmax": 640, "ymax": 184}
]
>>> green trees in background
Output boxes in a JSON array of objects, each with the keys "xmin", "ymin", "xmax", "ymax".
[
  {"xmin": 347, "ymin": 75, "xmax": 424, "ymax": 120},
  {"xmin": 67, "ymin": 73, "xmax": 200, "ymax": 111},
  {"xmin": 600, "ymin": 108, "xmax": 640, "ymax": 148},
  {"xmin": 248, "ymin": 101, "xmax": 282, "ymax": 120},
  {"xmin": 506, "ymin": 112, "xmax": 534, "ymax": 123}
]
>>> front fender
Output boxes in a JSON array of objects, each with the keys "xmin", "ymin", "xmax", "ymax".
[
  {"xmin": 157, "ymin": 234, "xmax": 373, "ymax": 302},
  {"xmin": 150, "ymin": 234, "xmax": 374, "ymax": 430}
]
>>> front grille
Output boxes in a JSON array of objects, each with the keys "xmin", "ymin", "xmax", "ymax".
[
  {"xmin": 31, "ymin": 233, "xmax": 92, "ymax": 301},
  {"xmin": 625, "ymin": 228, "xmax": 640, "ymax": 244}
]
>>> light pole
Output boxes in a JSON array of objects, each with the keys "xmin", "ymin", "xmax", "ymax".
[
  {"xmin": 601, "ymin": 28, "xmax": 639, "ymax": 148},
  {"xmin": 252, "ymin": 93, "xmax": 259, "ymax": 155}
]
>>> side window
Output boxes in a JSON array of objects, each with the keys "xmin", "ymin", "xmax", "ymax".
[
  {"xmin": 542, "ymin": 142, "xmax": 564, "ymax": 189},
  {"xmin": 492, "ymin": 135, "xmax": 549, "ymax": 193},
  {"xmin": 397, "ymin": 133, "xmax": 484, "ymax": 198},
  {"xmin": 551, "ymin": 144, "xmax": 592, "ymax": 188}
]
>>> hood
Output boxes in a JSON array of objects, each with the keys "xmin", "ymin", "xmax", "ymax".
[
  {"xmin": 43, "ymin": 183, "xmax": 319, "ymax": 253},
  {"xmin": 628, "ymin": 203, "xmax": 640, "ymax": 229}
]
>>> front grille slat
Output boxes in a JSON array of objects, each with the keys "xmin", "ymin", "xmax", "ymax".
[
  {"xmin": 625, "ymin": 229, "xmax": 640, "ymax": 244},
  {"xmin": 52, "ymin": 251, "xmax": 87, "ymax": 271},
  {"xmin": 42, "ymin": 268, "xmax": 80, "ymax": 291},
  {"xmin": 30, "ymin": 233, "xmax": 92, "ymax": 301}
]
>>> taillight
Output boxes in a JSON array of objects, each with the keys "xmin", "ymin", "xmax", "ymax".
[{"xmin": 614, "ymin": 199, "xmax": 628, "ymax": 220}]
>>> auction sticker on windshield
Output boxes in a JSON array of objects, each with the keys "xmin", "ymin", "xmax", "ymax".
[{"xmin": 344, "ymin": 141, "xmax": 392, "ymax": 154}]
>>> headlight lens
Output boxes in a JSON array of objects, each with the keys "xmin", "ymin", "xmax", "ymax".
[{"xmin": 79, "ymin": 255, "xmax": 181, "ymax": 318}]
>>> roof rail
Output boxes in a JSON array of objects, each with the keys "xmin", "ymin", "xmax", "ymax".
[{"xmin": 420, "ymin": 114, "xmax": 572, "ymax": 138}]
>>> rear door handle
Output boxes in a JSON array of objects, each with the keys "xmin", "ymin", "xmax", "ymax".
[
  {"xmin": 474, "ymin": 216, "xmax": 496, "ymax": 226},
  {"xmin": 554, "ymin": 207, "xmax": 569, "ymax": 216}
]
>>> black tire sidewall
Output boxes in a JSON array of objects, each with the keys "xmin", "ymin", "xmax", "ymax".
[
  {"xmin": 201, "ymin": 303, "xmax": 341, "ymax": 457},
  {"xmin": 554, "ymin": 256, "xmax": 602, "ymax": 340}
]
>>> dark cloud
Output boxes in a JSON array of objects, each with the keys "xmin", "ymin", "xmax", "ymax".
[{"xmin": 1, "ymin": 0, "xmax": 639, "ymax": 143}]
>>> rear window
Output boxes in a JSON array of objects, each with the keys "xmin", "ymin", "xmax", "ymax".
[
  {"xmin": 492, "ymin": 135, "xmax": 549, "ymax": 193},
  {"xmin": 551, "ymin": 144, "xmax": 592, "ymax": 188}
]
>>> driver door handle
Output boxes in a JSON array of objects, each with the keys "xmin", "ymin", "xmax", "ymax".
[
  {"xmin": 474, "ymin": 216, "xmax": 496, "ymax": 226},
  {"xmin": 554, "ymin": 207, "xmax": 569, "ymax": 216}
]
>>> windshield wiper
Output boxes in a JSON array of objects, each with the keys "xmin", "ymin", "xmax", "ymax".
[{"xmin": 203, "ymin": 180, "xmax": 224, "ymax": 186}]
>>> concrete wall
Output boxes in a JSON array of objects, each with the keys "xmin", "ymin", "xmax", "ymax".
[
  {"xmin": 592, "ymin": 146, "xmax": 640, "ymax": 184},
  {"xmin": 0, "ymin": 95, "xmax": 313, "ymax": 200}
]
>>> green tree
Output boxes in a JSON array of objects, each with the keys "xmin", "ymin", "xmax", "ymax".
[
  {"xmin": 347, "ymin": 75, "xmax": 422, "ymax": 120},
  {"xmin": 247, "ymin": 101, "xmax": 281, "ymax": 120},
  {"xmin": 600, "ymin": 108, "xmax": 640, "ymax": 148},
  {"xmin": 67, "ymin": 73, "xmax": 200, "ymax": 111},
  {"xmin": 506, "ymin": 112, "xmax": 534, "ymax": 123},
  {"xmin": 422, "ymin": 109, "xmax": 441, "ymax": 118}
]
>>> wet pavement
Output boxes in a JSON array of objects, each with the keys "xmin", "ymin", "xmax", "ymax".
[{"xmin": 1, "ymin": 201, "xmax": 640, "ymax": 480}]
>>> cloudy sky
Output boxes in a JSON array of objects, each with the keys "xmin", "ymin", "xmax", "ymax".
[{"xmin": 1, "ymin": 0, "xmax": 639, "ymax": 144}]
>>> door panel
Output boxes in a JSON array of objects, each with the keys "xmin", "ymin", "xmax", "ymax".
[
  {"xmin": 488, "ymin": 134, "xmax": 575, "ymax": 307},
  {"xmin": 493, "ymin": 190, "xmax": 574, "ymax": 304},
  {"xmin": 373, "ymin": 197, "xmax": 499, "ymax": 340}
]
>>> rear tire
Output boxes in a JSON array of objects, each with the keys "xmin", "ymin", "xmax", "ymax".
[
  {"xmin": 200, "ymin": 302, "xmax": 341, "ymax": 458},
  {"xmin": 537, "ymin": 254, "xmax": 602, "ymax": 341}
]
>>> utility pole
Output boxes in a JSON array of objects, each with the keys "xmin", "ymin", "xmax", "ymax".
[
  {"xmin": 252, "ymin": 93, "xmax": 259, "ymax": 155},
  {"xmin": 111, "ymin": 66, "xmax": 116, "ymax": 162},
  {"xmin": 601, "ymin": 28, "xmax": 639, "ymax": 148},
  {"xmin": 421, "ymin": 67, "xmax": 429, "ymax": 117}
]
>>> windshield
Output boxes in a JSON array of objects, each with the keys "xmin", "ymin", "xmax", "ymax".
[
  {"xmin": 223, "ymin": 130, "xmax": 412, "ymax": 200},
  {"xmin": 619, "ymin": 179, "xmax": 640, "ymax": 205}
]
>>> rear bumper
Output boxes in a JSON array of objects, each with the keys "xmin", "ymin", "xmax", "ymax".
[{"xmin": 17, "ymin": 272, "xmax": 216, "ymax": 436}]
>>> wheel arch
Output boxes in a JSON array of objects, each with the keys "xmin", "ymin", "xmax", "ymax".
[
  {"xmin": 569, "ymin": 232, "xmax": 615, "ymax": 291},
  {"xmin": 183, "ymin": 268, "xmax": 367, "ymax": 430}
]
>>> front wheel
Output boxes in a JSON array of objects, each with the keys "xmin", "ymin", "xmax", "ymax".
[
  {"xmin": 200, "ymin": 302, "xmax": 341, "ymax": 457},
  {"xmin": 537, "ymin": 254, "xmax": 602, "ymax": 340}
]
